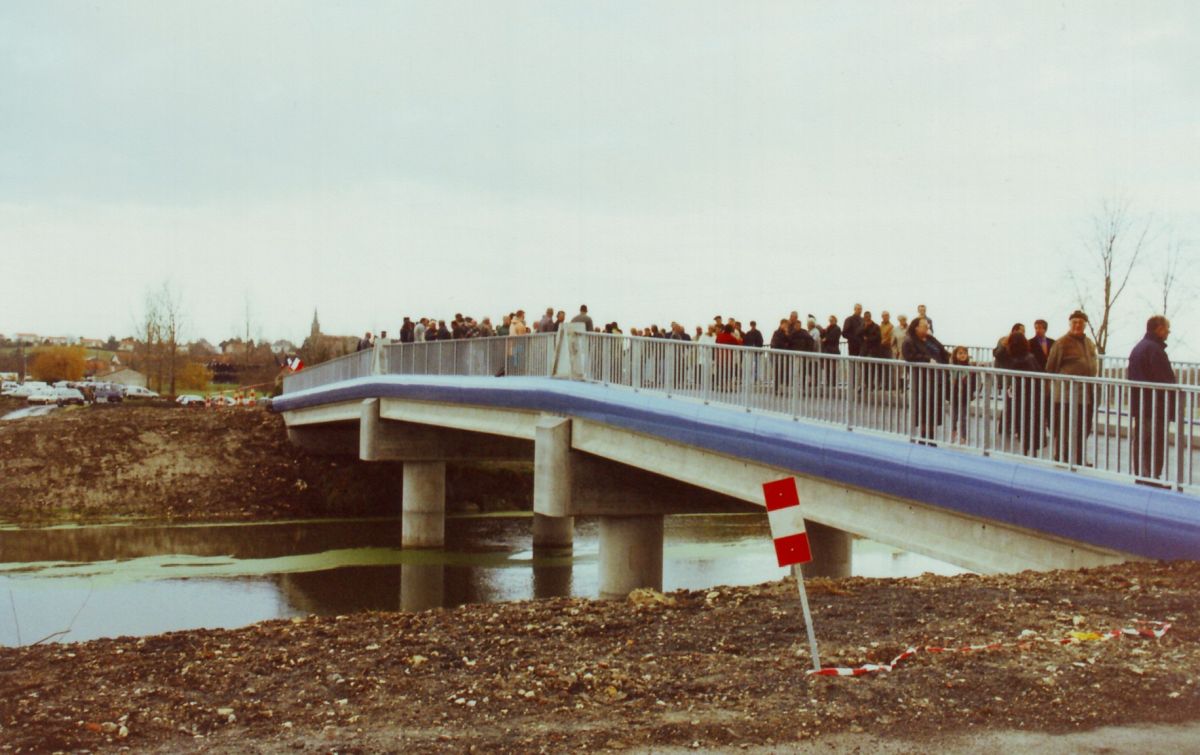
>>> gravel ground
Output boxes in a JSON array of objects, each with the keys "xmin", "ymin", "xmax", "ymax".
[{"xmin": 2, "ymin": 560, "xmax": 1197, "ymax": 753}]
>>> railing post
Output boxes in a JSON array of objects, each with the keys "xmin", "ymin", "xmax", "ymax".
[
  {"xmin": 844, "ymin": 357, "xmax": 855, "ymax": 429},
  {"xmin": 740, "ymin": 349, "xmax": 753, "ymax": 410},
  {"xmin": 663, "ymin": 343, "xmax": 675, "ymax": 396},
  {"xmin": 632, "ymin": 339, "xmax": 643, "ymax": 391},
  {"xmin": 981, "ymin": 370, "xmax": 992, "ymax": 454}
]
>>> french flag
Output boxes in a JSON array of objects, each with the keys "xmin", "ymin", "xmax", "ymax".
[{"xmin": 763, "ymin": 478, "xmax": 812, "ymax": 567}]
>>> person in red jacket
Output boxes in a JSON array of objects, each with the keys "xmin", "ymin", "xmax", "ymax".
[{"xmin": 715, "ymin": 324, "xmax": 742, "ymax": 393}]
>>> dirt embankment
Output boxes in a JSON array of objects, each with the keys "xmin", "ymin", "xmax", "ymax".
[
  {"xmin": 1, "ymin": 561, "xmax": 1198, "ymax": 752},
  {"xmin": 0, "ymin": 398, "xmax": 531, "ymax": 525}
]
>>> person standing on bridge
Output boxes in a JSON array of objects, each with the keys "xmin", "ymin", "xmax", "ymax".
[
  {"xmin": 902, "ymin": 316, "xmax": 949, "ymax": 443},
  {"xmin": 1045, "ymin": 311, "xmax": 1098, "ymax": 466},
  {"xmin": 770, "ymin": 319, "xmax": 792, "ymax": 395},
  {"xmin": 859, "ymin": 311, "xmax": 883, "ymax": 392},
  {"xmin": 537, "ymin": 308, "xmax": 554, "ymax": 333},
  {"xmin": 893, "ymin": 314, "xmax": 909, "ymax": 359},
  {"xmin": 822, "ymin": 315, "xmax": 842, "ymax": 388},
  {"xmin": 1128, "ymin": 316, "xmax": 1177, "ymax": 484},
  {"xmin": 916, "ymin": 304, "xmax": 934, "ymax": 334},
  {"xmin": 571, "ymin": 305, "xmax": 594, "ymax": 332},
  {"xmin": 843, "ymin": 304, "xmax": 864, "ymax": 357}
]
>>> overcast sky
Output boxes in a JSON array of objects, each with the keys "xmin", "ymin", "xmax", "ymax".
[{"xmin": 2, "ymin": 1, "xmax": 1196, "ymax": 356}]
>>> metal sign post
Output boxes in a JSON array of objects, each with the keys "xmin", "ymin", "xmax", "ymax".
[
  {"xmin": 763, "ymin": 477, "xmax": 821, "ymax": 672},
  {"xmin": 793, "ymin": 564, "xmax": 821, "ymax": 671}
]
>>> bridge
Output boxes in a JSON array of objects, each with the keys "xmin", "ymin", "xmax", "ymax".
[{"xmin": 271, "ymin": 329, "xmax": 1200, "ymax": 600}]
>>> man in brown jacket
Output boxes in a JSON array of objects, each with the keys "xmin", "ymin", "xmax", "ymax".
[{"xmin": 1045, "ymin": 311, "xmax": 1099, "ymax": 465}]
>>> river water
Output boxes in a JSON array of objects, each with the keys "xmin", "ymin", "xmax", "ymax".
[{"xmin": 0, "ymin": 514, "xmax": 965, "ymax": 646}]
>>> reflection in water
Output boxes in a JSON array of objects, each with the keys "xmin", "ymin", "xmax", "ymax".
[{"xmin": 0, "ymin": 514, "xmax": 964, "ymax": 645}]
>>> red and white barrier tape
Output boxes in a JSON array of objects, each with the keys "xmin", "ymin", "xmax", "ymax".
[{"xmin": 807, "ymin": 620, "xmax": 1171, "ymax": 677}]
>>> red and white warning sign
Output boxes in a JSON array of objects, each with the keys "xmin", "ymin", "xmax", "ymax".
[
  {"xmin": 763, "ymin": 477, "xmax": 812, "ymax": 567},
  {"xmin": 762, "ymin": 476, "xmax": 821, "ymax": 670}
]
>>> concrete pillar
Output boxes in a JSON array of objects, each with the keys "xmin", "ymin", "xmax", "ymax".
[
  {"xmin": 800, "ymin": 521, "xmax": 853, "ymax": 579},
  {"xmin": 402, "ymin": 462, "xmax": 445, "ymax": 549},
  {"xmin": 400, "ymin": 563, "xmax": 444, "ymax": 612},
  {"xmin": 533, "ymin": 415, "xmax": 574, "ymax": 550},
  {"xmin": 532, "ymin": 513, "xmax": 573, "ymax": 550},
  {"xmin": 598, "ymin": 515, "xmax": 664, "ymax": 599},
  {"xmin": 359, "ymin": 398, "xmax": 382, "ymax": 461}
]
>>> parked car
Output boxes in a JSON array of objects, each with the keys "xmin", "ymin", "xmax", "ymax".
[
  {"xmin": 54, "ymin": 387, "xmax": 86, "ymax": 406},
  {"xmin": 93, "ymin": 384, "xmax": 124, "ymax": 404},
  {"xmin": 124, "ymin": 386, "xmax": 160, "ymax": 399},
  {"xmin": 176, "ymin": 394, "xmax": 205, "ymax": 407},
  {"xmin": 26, "ymin": 388, "xmax": 58, "ymax": 405}
]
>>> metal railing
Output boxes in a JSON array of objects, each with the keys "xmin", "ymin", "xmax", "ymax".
[
  {"xmin": 381, "ymin": 334, "xmax": 556, "ymax": 378},
  {"xmin": 960, "ymin": 345, "xmax": 1200, "ymax": 385},
  {"xmin": 577, "ymin": 333, "xmax": 1198, "ymax": 492},
  {"xmin": 282, "ymin": 348, "xmax": 374, "ymax": 393},
  {"xmin": 282, "ymin": 334, "xmax": 557, "ymax": 394}
]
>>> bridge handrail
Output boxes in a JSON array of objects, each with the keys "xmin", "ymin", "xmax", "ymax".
[
  {"xmin": 281, "ymin": 348, "xmax": 374, "ymax": 394},
  {"xmin": 379, "ymin": 333, "xmax": 556, "ymax": 378},
  {"xmin": 576, "ymin": 331, "xmax": 1198, "ymax": 492},
  {"xmin": 958, "ymin": 345, "xmax": 1200, "ymax": 385}
]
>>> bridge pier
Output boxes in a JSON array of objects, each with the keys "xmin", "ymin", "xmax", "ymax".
[
  {"xmin": 402, "ymin": 461, "xmax": 446, "ymax": 549},
  {"xmin": 532, "ymin": 513, "xmax": 574, "ymax": 550},
  {"xmin": 598, "ymin": 515, "xmax": 664, "ymax": 599},
  {"xmin": 532, "ymin": 416, "xmax": 575, "ymax": 551},
  {"xmin": 800, "ymin": 521, "xmax": 853, "ymax": 579}
]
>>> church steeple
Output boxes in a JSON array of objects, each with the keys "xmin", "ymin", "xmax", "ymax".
[{"xmin": 310, "ymin": 309, "xmax": 321, "ymax": 339}]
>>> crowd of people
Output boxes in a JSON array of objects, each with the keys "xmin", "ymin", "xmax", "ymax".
[{"xmin": 349, "ymin": 303, "xmax": 1180, "ymax": 483}]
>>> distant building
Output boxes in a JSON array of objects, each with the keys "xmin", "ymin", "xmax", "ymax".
[
  {"xmin": 118, "ymin": 338, "xmax": 137, "ymax": 352},
  {"xmin": 46, "ymin": 336, "xmax": 69, "ymax": 346},
  {"xmin": 190, "ymin": 339, "xmax": 218, "ymax": 355},
  {"xmin": 14, "ymin": 333, "xmax": 38, "ymax": 345},
  {"xmin": 95, "ymin": 368, "xmax": 147, "ymax": 388},
  {"xmin": 81, "ymin": 338, "xmax": 105, "ymax": 349}
]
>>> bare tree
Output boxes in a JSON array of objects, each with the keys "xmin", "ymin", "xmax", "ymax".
[
  {"xmin": 243, "ymin": 292, "xmax": 254, "ymax": 345},
  {"xmin": 135, "ymin": 288, "xmax": 164, "ymax": 391},
  {"xmin": 1070, "ymin": 198, "xmax": 1155, "ymax": 354},
  {"xmin": 1155, "ymin": 236, "xmax": 1190, "ymax": 318},
  {"xmin": 158, "ymin": 282, "xmax": 186, "ymax": 396}
]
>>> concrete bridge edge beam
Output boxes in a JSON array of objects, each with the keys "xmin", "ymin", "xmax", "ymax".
[
  {"xmin": 402, "ymin": 461, "xmax": 446, "ymax": 549},
  {"xmin": 598, "ymin": 515, "xmax": 664, "ymax": 599}
]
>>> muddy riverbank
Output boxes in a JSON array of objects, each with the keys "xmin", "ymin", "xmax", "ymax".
[
  {"xmin": 0, "ymin": 400, "xmax": 530, "ymax": 525},
  {"xmin": 1, "ymin": 560, "xmax": 1197, "ymax": 752}
]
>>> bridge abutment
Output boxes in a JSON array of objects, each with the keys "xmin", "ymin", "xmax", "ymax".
[
  {"xmin": 800, "ymin": 521, "xmax": 853, "ymax": 579},
  {"xmin": 598, "ymin": 514, "xmax": 664, "ymax": 599},
  {"xmin": 402, "ymin": 461, "xmax": 446, "ymax": 549}
]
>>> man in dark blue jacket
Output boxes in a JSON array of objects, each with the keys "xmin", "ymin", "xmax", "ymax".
[{"xmin": 1128, "ymin": 316, "xmax": 1176, "ymax": 482}]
